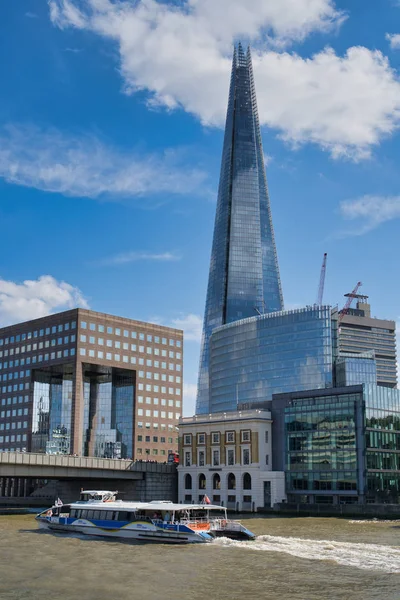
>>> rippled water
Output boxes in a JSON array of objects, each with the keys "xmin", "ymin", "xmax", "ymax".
[{"xmin": 0, "ymin": 515, "xmax": 399, "ymax": 600}]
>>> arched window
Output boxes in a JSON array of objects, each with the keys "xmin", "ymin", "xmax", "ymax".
[
  {"xmin": 213, "ymin": 473, "xmax": 221, "ymax": 490},
  {"xmin": 243, "ymin": 472, "xmax": 251, "ymax": 490},
  {"xmin": 227, "ymin": 473, "xmax": 236, "ymax": 490},
  {"xmin": 185, "ymin": 474, "xmax": 192, "ymax": 490},
  {"xmin": 199, "ymin": 473, "xmax": 206, "ymax": 490}
]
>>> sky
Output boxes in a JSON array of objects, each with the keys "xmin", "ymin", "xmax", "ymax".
[{"xmin": 0, "ymin": 0, "xmax": 400, "ymax": 416}]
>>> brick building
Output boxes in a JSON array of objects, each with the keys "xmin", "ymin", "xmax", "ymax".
[{"xmin": 0, "ymin": 309, "xmax": 183, "ymax": 461}]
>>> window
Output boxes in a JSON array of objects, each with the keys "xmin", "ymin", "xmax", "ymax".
[
  {"xmin": 226, "ymin": 431, "xmax": 235, "ymax": 443},
  {"xmin": 81, "ymin": 322, "xmax": 87, "ymax": 329},
  {"xmin": 185, "ymin": 474, "xmax": 192, "ymax": 490},
  {"xmin": 228, "ymin": 473, "xmax": 236, "ymax": 490},
  {"xmin": 243, "ymin": 473, "xmax": 252, "ymax": 490},
  {"xmin": 227, "ymin": 448, "xmax": 235, "ymax": 466},
  {"xmin": 89, "ymin": 323, "xmax": 96, "ymax": 331},
  {"xmin": 199, "ymin": 473, "xmax": 206, "ymax": 490},
  {"xmin": 242, "ymin": 448, "xmax": 250, "ymax": 465},
  {"xmin": 212, "ymin": 432, "xmax": 220, "ymax": 444},
  {"xmin": 265, "ymin": 430, "xmax": 269, "ymax": 444},
  {"xmin": 265, "ymin": 454, "xmax": 269, "ymax": 466},
  {"xmin": 184, "ymin": 451, "xmax": 191, "ymax": 467},
  {"xmin": 241, "ymin": 430, "xmax": 251, "ymax": 442},
  {"xmin": 184, "ymin": 434, "xmax": 192, "ymax": 446},
  {"xmin": 198, "ymin": 450, "xmax": 205, "ymax": 467},
  {"xmin": 197, "ymin": 433, "xmax": 206, "ymax": 445},
  {"xmin": 212, "ymin": 449, "xmax": 220, "ymax": 466}
]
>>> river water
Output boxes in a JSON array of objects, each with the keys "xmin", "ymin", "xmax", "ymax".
[{"xmin": 0, "ymin": 514, "xmax": 399, "ymax": 600}]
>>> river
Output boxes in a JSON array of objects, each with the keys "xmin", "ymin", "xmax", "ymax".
[{"xmin": 0, "ymin": 514, "xmax": 399, "ymax": 600}]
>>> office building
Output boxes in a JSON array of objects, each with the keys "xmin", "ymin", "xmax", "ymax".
[
  {"xmin": 209, "ymin": 306, "xmax": 337, "ymax": 413},
  {"xmin": 0, "ymin": 309, "xmax": 183, "ymax": 460},
  {"xmin": 339, "ymin": 293, "xmax": 397, "ymax": 388},
  {"xmin": 178, "ymin": 409, "xmax": 285, "ymax": 510},
  {"xmin": 272, "ymin": 384, "xmax": 400, "ymax": 505},
  {"xmin": 196, "ymin": 43, "xmax": 283, "ymax": 415}
]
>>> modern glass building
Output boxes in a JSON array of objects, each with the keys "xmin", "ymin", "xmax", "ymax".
[
  {"xmin": 272, "ymin": 384, "xmax": 400, "ymax": 504},
  {"xmin": 335, "ymin": 352, "xmax": 377, "ymax": 387},
  {"xmin": 209, "ymin": 306, "xmax": 337, "ymax": 413},
  {"xmin": 196, "ymin": 43, "xmax": 283, "ymax": 414}
]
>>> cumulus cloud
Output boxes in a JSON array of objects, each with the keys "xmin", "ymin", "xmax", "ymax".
[
  {"xmin": 386, "ymin": 33, "xmax": 400, "ymax": 50},
  {"xmin": 0, "ymin": 124, "xmax": 207, "ymax": 200},
  {"xmin": 47, "ymin": 0, "xmax": 400, "ymax": 159},
  {"xmin": 170, "ymin": 313, "xmax": 202, "ymax": 342},
  {"xmin": 0, "ymin": 275, "xmax": 89, "ymax": 327},
  {"xmin": 339, "ymin": 195, "xmax": 400, "ymax": 235},
  {"xmin": 96, "ymin": 251, "xmax": 181, "ymax": 266}
]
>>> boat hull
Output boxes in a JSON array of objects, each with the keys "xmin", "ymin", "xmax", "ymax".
[{"xmin": 36, "ymin": 517, "xmax": 210, "ymax": 544}]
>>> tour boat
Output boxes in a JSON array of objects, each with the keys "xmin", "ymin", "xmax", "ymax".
[{"xmin": 35, "ymin": 490, "xmax": 256, "ymax": 544}]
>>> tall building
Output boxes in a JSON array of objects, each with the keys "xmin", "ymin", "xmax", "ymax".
[
  {"xmin": 339, "ymin": 293, "xmax": 397, "ymax": 388},
  {"xmin": 0, "ymin": 309, "xmax": 183, "ymax": 460},
  {"xmin": 197, "ymin": 44, "xmax": 283, "ymax": 414}
]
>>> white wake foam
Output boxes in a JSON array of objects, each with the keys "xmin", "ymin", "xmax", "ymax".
[{"xmin": 212, "ymin": 535, "xmax": 400, "ymax": 573}]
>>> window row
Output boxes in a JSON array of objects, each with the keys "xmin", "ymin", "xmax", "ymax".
[
  {"xmin": 184, "ymin": 447, "xmax": 255, "ymax": 467},
  {"xmin": 137, "ymin": 409, "xmax": 180, "ymax": 419},
  {"xmin": 1, "ymin": 396, "xmax": 29, "ymax": 406},
  {"xmin": 0, "ymin": 421, "xmax": 29, "ymax": 431},
  {"xmin": 137, "ymin": 435, "xmax": 175, "ymax": 443},
  {"xmin": 80, "ymin": 322, "xmax": 181, "ymax": 348},
  {"xmin": 0, "ymin": 434, "xmax": 27, "ymax": 443},
  {"xmin": 137, "ymin": 422, "xmax": 177, "ymax": 431},
  {"xmin": 0, "ymin": 339, "xmax": 76, "ymax": 359},
  {"xmin": 184, "ymin": 472, "xmax": 252, "ymax": 491},
  {"xmin": 183, "ymin": 430, "xmax": 254, "ymax": 446},
  {"xmin": 137, "ymin": 383, "xmax": 180, "ymax": 396},
  {"xmin": 136, "ymin": 448, "xmax": 170, "ymax": 456},
  {"xmin": 0, "ymin": 322, "xmax": 76, "ymax": 346},
  {"xmin": 138, "ymin": 397, "xmax": 180, "ymax": 408},
  {"xmin": 0, "ymin": 349, "xmax": 75, "ymax": 366},
  {"xmin": 1, "ymin": 370, "xmax": 30, "ymax": 381},
  {"xmin": 79, "ymin": 336, "xmax": 181, "ymax": 358},
  {"xmin": 0, "ymin": 408, "xmax": 29, "ymax": 418},
  {"xmin": 1, "ymin": 383, "xmax": 30, "ymax": 393}
]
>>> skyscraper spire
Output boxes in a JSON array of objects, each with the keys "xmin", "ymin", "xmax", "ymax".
[{"xmin": 196, "ymin": 44, "xmax": 284, "ymax": 414}]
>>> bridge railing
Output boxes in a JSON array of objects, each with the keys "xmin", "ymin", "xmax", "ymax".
[{"xmin": 0, "ymin": 452, "xmax": 176, "ymax": 473}]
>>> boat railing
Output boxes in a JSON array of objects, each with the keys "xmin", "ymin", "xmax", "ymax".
[{"xmin": 209, "ymin": 519, "xmax": 243, "ymax": 531}]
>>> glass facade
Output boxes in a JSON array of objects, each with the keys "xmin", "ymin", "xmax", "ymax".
[
  {"xmin": 82, "ymin": 365, "xmax": 135, "ymax": 459},
  {"xmin": 284, "ymin": 393, "xmax": 360, "ymax": 498},
  {"xmin": 335, "ymin": 352, "xmax": 377, "ymax": 387},
  {"xmin": 32, "ymin": 365, "xmax": 73, "ymax": 454},
  {"xmin": 209, "ymin": 307, "xmax": 335, "ymax": 413},
  {"xmin": 197, "ymin": 43, "xmax": 283, "ymax": 414},
  {"xmin": 364, "ymin": 384, "xmax": 400, "ymax": 502}
]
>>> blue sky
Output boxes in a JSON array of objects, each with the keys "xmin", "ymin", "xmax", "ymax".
[{"xmin": 1, "ymin": 0, "xmax": 400, "ymax": 415}]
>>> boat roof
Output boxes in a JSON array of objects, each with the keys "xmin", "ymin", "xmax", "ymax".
[{"xmin": 69, "ymin": 500, "xmax": 225, "ymax": 511}]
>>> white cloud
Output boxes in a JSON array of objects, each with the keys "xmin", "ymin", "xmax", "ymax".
[
  {"xmin": 25, "ymin": 12, "xmax": 38, "ymax": 19},
  {"xmin": 48, "ymin": 0, "xmax": 400, "ymax": 159},
  {"xmin": 0, "ymin": 124, "xmax": 207, "ymax": 200},
  {"xmin": 386, "ymin": 33, "xmax": 400, "ymax": 49},
  {"xmin": 0, "ymin": 275, "xmax": 89, "ymax": 327},
  {"xmin": 339, "ymin": 195, "xmax": 400, "ymax": 235},
  {"xmin": 170, "ymin": 313, "xmax": 202, "ymax": 342},
  {"xmin": 96, "ymin": 251, "xmax": 181, "ymax": 266}
]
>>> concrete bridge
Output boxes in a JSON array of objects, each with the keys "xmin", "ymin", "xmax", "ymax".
[{"xmin": 0, "ymin": 453, "xmax": 177, "ymax": 505}]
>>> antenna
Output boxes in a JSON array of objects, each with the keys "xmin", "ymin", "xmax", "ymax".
[{"xmin": 316, "ymin": 253, "xmax": 328, "ymax": 306}]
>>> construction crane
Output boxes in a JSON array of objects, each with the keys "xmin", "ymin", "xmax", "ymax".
[
  {"xmin": 339, "ymin": 281, "xmax": 362, "ymax": 322},
  {"xmin": 316, "ymin": 253, "xmax": 328, "ymax": 306}
]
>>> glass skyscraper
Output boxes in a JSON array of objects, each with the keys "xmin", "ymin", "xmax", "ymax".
[{"xmin": 196, "ymin": 44, "xmax": 283, "ymax": 414}]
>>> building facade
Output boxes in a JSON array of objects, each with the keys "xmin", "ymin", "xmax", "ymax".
[
  {"xmin": 339, "ymin": 294, "xmax": 397, "ymax": 388},
  {"xmin": 0, "ymin": 309, "xmax": 183, "ymax": 461},
  {"xmin": 272, "ymin": 384, "xmax": 400, "ymax": 505},
  {"xmin": 209, "ymin": 306, "xmax": 337, "ymax": 413},
  {"xmin": 197, "ymin": 43, "xmax": 283, "ymax": 415},
  {"xmin": 178, "ymin": 410, "xmax": 285, "ymax": 510}
]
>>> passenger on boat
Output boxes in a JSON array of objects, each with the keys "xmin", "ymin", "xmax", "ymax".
[{"xmin": 163, "ymin": 511, "xmax": 171, "ymax": 523}]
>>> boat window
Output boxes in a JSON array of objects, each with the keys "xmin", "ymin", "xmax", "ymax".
[
  {"xmin": 80, "ymin": 510, "xmax": 88, "ymax": 519},
  {"xmin": 105, "ymin": 511, "xmax": 114, "ymax": 520},
  {"xmin": 92, "ymin": 511, "xmax": 101, "ymax": 520},
  {"xmin": 60, "ymin": 505, "xmax": 71, "ymax": 516},
  {"xmin": 70, "ymin": 509, "xmax": 77, "ymax": 518},
  {"xmin": 117, "ymin": 512, "xmax": 129, "ymax": 521}
]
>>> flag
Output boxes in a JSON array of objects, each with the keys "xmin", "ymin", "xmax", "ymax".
[
  {"xmin": 203, "ymin": 495, "xmax": 211, "ymax": 505},
  {"xmin": 56, "ymin": 498, "xmax": 63, "ymax": 506}
]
